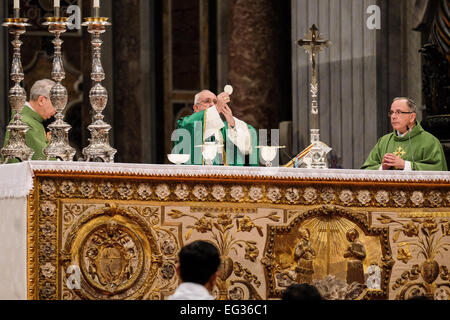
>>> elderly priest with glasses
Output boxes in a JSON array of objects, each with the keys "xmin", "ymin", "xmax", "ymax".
[
  {"xmin": 173, "ymin": 89, "xmax": 258, "ymax": 166},
  {"xmin": 361, "ymin": 97, "xmax": 447, "ymax": 171}
]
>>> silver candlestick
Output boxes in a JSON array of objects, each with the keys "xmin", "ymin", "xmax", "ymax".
[
  {"xmin": 81, "ymin": 17, "xmax": 116, "ymax": 163},
  {"xmin": 42, "ymin": 17, "xmax": 76, "ymax": 161},
  {"xmin": 1, "ymin": 16, "xmax": 34, "ymax": 164}
]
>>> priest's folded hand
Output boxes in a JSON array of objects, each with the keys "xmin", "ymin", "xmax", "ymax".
[{"xmin": 382, "ymin": 153, "xmax": 405, "ymax": 170}]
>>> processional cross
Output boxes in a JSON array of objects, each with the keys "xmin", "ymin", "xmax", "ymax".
[{"xmin": 296, "ymin": 24, "xmax": 332, "ymax": 169}]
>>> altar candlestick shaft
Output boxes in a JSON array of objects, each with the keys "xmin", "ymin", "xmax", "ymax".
[
  {"xmin": 14, "ymin": 0, "xmax": 20, "ymax": 9},
  {"xmin": 54, "ymin": 0, "xmax": 60, "ymax": 7}
]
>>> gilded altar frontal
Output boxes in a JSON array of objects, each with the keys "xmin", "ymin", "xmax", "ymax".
[
  {"xmin": 21, "ymin": 163, "xmax": 450, "ymax": 300},
  {"xmin": 0, "ymin": 0, "xmax": 449, "ymax": 303}
]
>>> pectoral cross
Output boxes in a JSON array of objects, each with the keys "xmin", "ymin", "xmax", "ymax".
[{"xmin": 394, "ymin": 146, "xmax": 406, "ymax": 158}]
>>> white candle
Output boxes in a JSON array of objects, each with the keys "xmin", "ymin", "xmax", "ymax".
[
  {"xmin": 54, "ymin": 0, "xmax": 60, "ymax": 7},
  {"xmin": 93, "ymin": 0, "xmax": 100, "ymax": 8},
  {"xmin": 14, "ymin": 0, "xmax": 20, "ymax": 9}
]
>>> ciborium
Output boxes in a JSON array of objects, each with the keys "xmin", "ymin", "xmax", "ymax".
[
  {"xmin": 81, "ymin": 17, "xmax": 116, "ymax": 163},
  {"xmin": 42, "ymin": 16, "xmax": 76, "ymax": 161},
  {"xmin": 1, "ymin": 14, "xmax": 33, "ymax": 163}
]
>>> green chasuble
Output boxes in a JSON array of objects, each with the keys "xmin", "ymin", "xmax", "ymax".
[
  {"xmin": 361, "ymin": 122, "xmax": 447, "ymax": 171},
  {"xmin": 173, "ymin": 109, "xmax": 259, "ymax": 166},
  {"xmin": 2, "ymin": 105, "xmax": 48, "ymax": 163}
]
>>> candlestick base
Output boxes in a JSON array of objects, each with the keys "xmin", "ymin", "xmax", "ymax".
[
  {"xmin": 1, "ymin": 123, "xmax": 34, "ymax": 164},
  {"xmin": 1, "ymin": 17, "xmax": 34, "ymax": 163},
  {"xmin": 82, "ymin": 122, "xmax": 117, "ymax": 163}
]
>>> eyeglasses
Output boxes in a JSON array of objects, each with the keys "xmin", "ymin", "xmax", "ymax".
[
  {"xmin": 388, "ymin": 111, "xmax": 414, "ymax": 117},
  {"xmin": 198, "ymin": 98, "xmax": 217, "ymax": 105}
]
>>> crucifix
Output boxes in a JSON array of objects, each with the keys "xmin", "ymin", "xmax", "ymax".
[{"xmin": 296, "ymin": 24, "xmax": 332, "ymax": 169}]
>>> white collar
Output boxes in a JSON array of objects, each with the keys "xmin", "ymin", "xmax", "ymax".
[{"xmin": 25, "ymin": 102, "xmax": 36, "ymax": 112}]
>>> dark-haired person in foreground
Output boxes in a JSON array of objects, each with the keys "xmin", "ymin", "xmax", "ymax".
[
  {"xmin": 361, "ymin": 97, "xmax": 447, "ymax": 171},
  {"xmin": 168, "ymin": 240, "xmax": 221, "ymax": 300},
  {"xmin": 282, "ymin": 283, "xmax": 323, "ymax": 300}
]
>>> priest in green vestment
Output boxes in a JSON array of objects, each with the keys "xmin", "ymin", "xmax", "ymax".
[
  {"xmin": 173, "ymin": 90, "xmax": 259, "ymax": 166},
  {"xmin": 2, "ymin": 79, "xmax": 56, "ymax": 163},
  {"xmin": 361, "ymin": 97, "xmax": 447, "ymax": 171}
]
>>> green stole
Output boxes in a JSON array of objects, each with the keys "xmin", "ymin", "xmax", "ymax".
[
  {"xmin": 2, "ymin": 106, "xmax": 48, "ymax": 163},
  {"xmin": 361, "ymin": 122, "xmax": 448, "ymax": 171},
  {"xmin": 174, "ymin": 110, "xmax": 259, "ymax": 166}
]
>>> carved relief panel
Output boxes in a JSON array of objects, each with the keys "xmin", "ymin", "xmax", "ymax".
[{"xmin": 28, "ymin": 173, "xmax": 450, "ymax": 300}]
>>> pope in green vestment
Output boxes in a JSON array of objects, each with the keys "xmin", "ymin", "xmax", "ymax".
[
  {"xmin": 172, "ymin": 90, "xmax": 259, "ymax": 166},
  {"xmin": 361, "ymin": 98, "xmax": 447, "ymax": 171},
  {"xmin": 2, "ymin": 104, "xmax": 49, "ymax": 163}
]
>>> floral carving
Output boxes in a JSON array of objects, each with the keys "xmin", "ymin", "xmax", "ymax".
[
  {"xmin": 393, "ymin": 191, "xmax": 407, "ymax": 207},
  {"xmin": 435, "ymin": 288, "xmax": 449, "ymax": 300},
  {"xmin": 285, "ymin": 188, "xmax": 300, "ymax": 203},
  {"xmin": 118, "ymin": 183, "xmax": 134, "ymax": 200},
  {"xmin": 249, "ymin": 186, "xmax": 263, "ymax": 202},
  {"xmin": 40, "ymin": 221, "xmax": 56, "ymax": 238},
  {"xmin": 375, "ymin": 190, "xmax": 389, "ymax": 206},
  {"xmin": 378, "ymin": 215, "xmax": 450, "ymax": 299},
  {"xmin": 442, "ymin": 221, "xmax": 450, "ymax": 236},
  {"xmin": 137, "ymin": 184, "xmax": 152, "ymax": 200},
  {"xmin": 193, "ymin": 185, "xmax": 208, "ymax": 201},
  {"xmin": 321, "ymin": 188, "xmax": 335, "ymax": 203},
  {"xmin": 267, "ymin": 187, "xmax": 282, "ymax": 203},
  {"xmin": 303, "ymin": 187, "xmax": 317, "ymax": 203},
  {"xmin": 161, "ymin": 263, "xmax": 176, "ymax": 280},
  {"xmin": 339, "ymin": 189, "xmax": 354, "ymax": 205},
  {"xmin": 217, "ymin": 213, "xmax": 233, "ymax": 229},
  {"xmin": 60, "ymin": 181, "xmax": 76, "ymax": 197},
  {"xmin": 175, "ymin": 184, "xmax": 190, "ymax": 200},
  {"xmin": 212, "ymin": 185, "xmax": 226, "ymax": 201},
  {"xmin": 41, "ymin": 263, "xmax": 56, "ymax": 279},
  {"xmin": 155, "ymin": 184, "xmax": 170, "ymax": 200},
  {"xmin": 41, "ymin": 180, "xmax": 56, "ymax": 196},
  {"xmin": 397, "ymin": 244, "xmax": 412, "ymax": 264},
  {"xmin": 161, "ymin": 240, "xmax": 176, "ymax": 256},
  {"xmin": 357, "ymin": 190, "xmax": 371, "ymax": 206},
  {"xmin": 40, "ymin": 201, "xmax": 56, "ymax": 217},
  {"xmin": 411, "ymin": 191, "xmax": 424, "ymax": 206},
  {"xmin": 99, "ymin": 182, "xmax": 114, "ymax": 199},
  {"xmin": 40, "ymin": 282, "xmax": 56, "ymax": 300},
  {"xmin": 234, "ymin": 262, "xmax": 261, "ymax": 288},
  {"xmin": 244, "ymin": 241, "xmax": 259, "ymax": 262},
  {"xmin": 230, "ymin": 186, "xmax": 245, "ymax": 201},
  {"xmin": 428, "ymin": 191, "xmax": 443, "ymax": 206},
  {"xmin": 80, "ymin": 182, "xmax": 95, "ymax": 198},
  {"xmin": 236, "ymin": 216, "xmax": 259, "ymax": 234}
]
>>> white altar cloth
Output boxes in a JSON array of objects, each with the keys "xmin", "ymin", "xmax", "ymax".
[{"xmin": 0, "ymin": 161, "xmax": 449, "ymax": 200}]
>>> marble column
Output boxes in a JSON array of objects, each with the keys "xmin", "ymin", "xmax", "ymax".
[
  {"xmin": 111, "ymin": 0, "xmax": 156, "ymax": 163},
  {"xmin": 227, "ymin": 0, "xmax": 290, "ymax": 131}
]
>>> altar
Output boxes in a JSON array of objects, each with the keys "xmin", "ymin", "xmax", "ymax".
[{"xmin": 0, "ymin": 161, "xmax": 449, "ymax": 300}]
